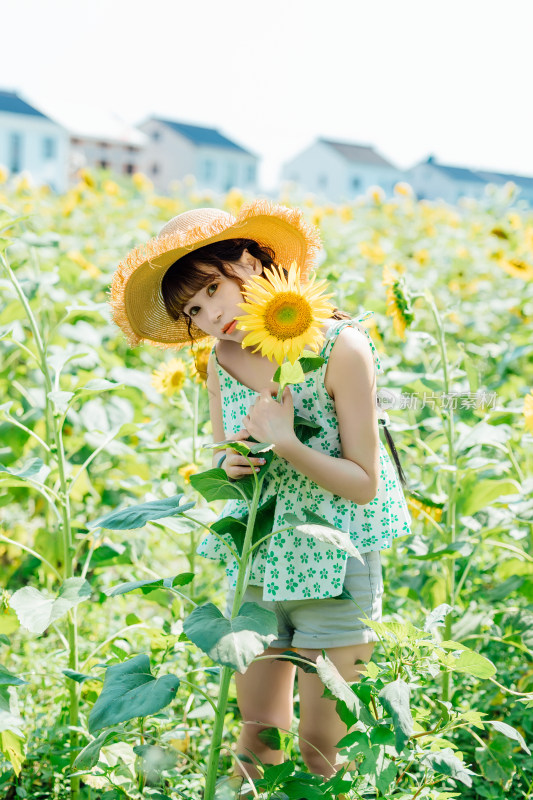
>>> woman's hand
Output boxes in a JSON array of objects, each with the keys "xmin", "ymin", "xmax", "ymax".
[
  {"xmin": 242, "ymin": 386, "xmax": 296, "ymax": 450},
  {"xmin": 220, "ymin": 430, "xmax": 266, "ymax": 480}
]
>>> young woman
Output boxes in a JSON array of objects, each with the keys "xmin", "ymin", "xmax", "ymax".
[{"xmin": 109, "ymin": 201, "xmax": 411, "ymax": 783}]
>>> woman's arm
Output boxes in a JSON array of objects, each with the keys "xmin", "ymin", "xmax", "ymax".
[{"xmin": 246, "ymin": 328, "xmax": 380, "ymax": 505}]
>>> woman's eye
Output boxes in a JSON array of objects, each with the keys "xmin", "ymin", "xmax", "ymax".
[
  {"xmin": 189, "ymin": 307, "xmax": 199, "ymax": 317},
  {"xmin": 208, "ymin": 283, "xmax": 218, "ymax": 295}
]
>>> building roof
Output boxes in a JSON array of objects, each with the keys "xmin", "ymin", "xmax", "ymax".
[
  {"xmin": 0, "ymin": 90, "xmax": 49, "ymax": 119},
  {"xmin": 423, "ymin": 155, "xmax": 486, "ymax": 184},
  {"xmin": 475, "ymin": 169, "xmax": 533, "ymax": 190},
  {"xmin": 319, "ymin": 138, "xmax": 396, "ymax": 167},
  {"xmin": 154, "ymin": 118, "xmax": 254, "ymax": 155}
]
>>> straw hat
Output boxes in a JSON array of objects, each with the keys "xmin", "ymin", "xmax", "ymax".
[{"xmin": 108, "ymin": 200, "xmax": 322, "ymax": 350}]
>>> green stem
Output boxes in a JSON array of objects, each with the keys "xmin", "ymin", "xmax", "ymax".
[
  {"xmin": 2, "ymin": 251, "xmax": 81, "ymax": 799},
  {"xmin": 203, "ymin": 465, "xmax": 265, "ymax": 800},
  {"xmin": 425, "ymin": 289, "xmax": 457, "ymax": 704}
]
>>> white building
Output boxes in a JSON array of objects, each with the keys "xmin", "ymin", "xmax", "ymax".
[
  {"xmin": 137, "ymin": 117, "xmax": 259, "ymax": 195},
  {"xmin": 475, "ymin": 169, "xmax": 533, "ymax": 207},
  {"xmin": 281, "ymin": 138, "xmax": 403, "ymax": 202},
  {"xmin": 407, "ymin": 156, "xmax": 489, "ymax": 204},
  {"xmin": 0, "ymin": 90, "xmax": 69, "ymax": 192},
  {"xmin": 42, "ymin": 103, "xmax": 147, "ymax": 184}
]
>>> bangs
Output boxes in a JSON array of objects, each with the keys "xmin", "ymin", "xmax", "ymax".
[{"xmin": 162, "ymin": 262, "xmax": 221, "ymax": 319}]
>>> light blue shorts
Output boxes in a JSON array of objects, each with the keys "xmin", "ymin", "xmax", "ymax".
[{"xmin": 224, "ymin": 551, "xmax": 383, "ymax": 650}]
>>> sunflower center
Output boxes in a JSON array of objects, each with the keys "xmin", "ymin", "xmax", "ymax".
[{"xmin": 263, "ymin": 292, "xmax": 313, "ymax": 340}]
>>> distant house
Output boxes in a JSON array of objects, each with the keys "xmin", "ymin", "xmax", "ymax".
[
  {"xmin": 474, "ymin": 169, "xmax": 533, "ymax": 207},
  {"xmin": 137, "ymin": 117, "xmax": 259, "ymax": 194},
  {"xmin": 407, "ymin": 156, "xmax": 490, "ymax": 205},
  {"xmin": 281, "ymin": 138, "xmax": 403, "ymax": 202},
  {"xmin": 51, "ymin": 105, "xmax": 148, "ymax": 184},
  {"xmin": 0, "ymin": 90, "xmax": 69, "ymax": 192}
]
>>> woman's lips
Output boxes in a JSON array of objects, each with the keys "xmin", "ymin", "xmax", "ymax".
[{"xmin": 224, "ymin": 320, "xmax": 237, "ymax": 334}]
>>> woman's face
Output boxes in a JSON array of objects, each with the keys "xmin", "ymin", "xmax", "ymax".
[{"xmin": 181, "ymin": 249, "xmax": 262, "ymax": 341}]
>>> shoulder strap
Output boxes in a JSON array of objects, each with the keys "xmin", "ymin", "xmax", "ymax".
[{"xmin": 320, "ymin": 311, "xmax": 382, "ymax": 376}]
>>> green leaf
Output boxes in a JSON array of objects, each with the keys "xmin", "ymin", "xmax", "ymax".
[
  {"xmin": 0, "ymin": 665, "xmax": 27, "ymax": 687},
  {"xmin": 257, "ymin": 727, "xmax": 295, "ymax": 753},
  {"xmin": 133, "ymin": 743, "xmax": 178, "ymax": 781},
  {"xmin": 435, "ymin": 646, "xmax": 496, "ymax": 679},
  {"xmin": 47, "ymin": 390, "xmax": 75, "ymax": 415},
  {"xmin": 484, "ymin": 720, "xmax": 531, "ymax": 754},
  {"xmin": 88, "ymin": 654, "xmax": 180, "ymax": 734},
  {"xmin": 10, "ymin": 578, "xmax": 92, "ymax": 635},
  {"xmin": 87, "ymin": 494, "xmax": 194, "ymax": 530},
  {"xmin": 63, "ymin": 669, "xmax": 99, "ymax": 684},
  {"xmin": 76, "ymin": 379, "xmax": 123, "ymax": 394},
  {"xmin": 412, "ymin": 541, "xmax": 473, "ymax": 560},
  {"xmin": 277, "ymin": 360, "xmax": 305, "ymax": 392},
  {"xmin": 315, "ymin": 653, "xmax": 364, "ymax": 719},
  {"xmin": 283, "ymin": 509, "xmax": 363, "ymax": 560},
  {"xmin": 0, "ymin": 458, "xmax": 50, "ymax": 482},
  {"xmin": 206, "ymin": 438, "xmax": 274, "ymax": 455},
  {"xmin": 293, "ymin": 414, "xmax": 322, "ymax": 444},
  {"xmin": 298, "ymin": 351, "xmax": 325, "ymax": 373},
  {"xmin": 378, "ymin": 678, "xmax": 413, "ymax": 753},
  {"xmin": 422, "ymin": 748, "xmax": 475, "ymax": 787},
  {"xmin": 105, "ymin": 573, "xmax": 194, "ymax": 597},
  {"xmin": 189, "ymin": 468, "xmax": 251, "ymax": 501},
  {"xmin": 459, "ymin": 478, "xmax": 520, "ymax": 516},
  {"xmin": 73, "ymin": 728, "xmax": 122, "ymax": 769},
  {"xmin": 211, "ymin": 494, "xmax": 276, "ymax": 556},
  {"xmin": 456, "ymin": 421, "xmax": 512, "ymax": 453},
  {"xmin": 183, "ymin": 602, "xmax": 278, "ymax": 673}
]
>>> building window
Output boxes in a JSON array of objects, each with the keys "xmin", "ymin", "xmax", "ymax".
[
  {"xmin": 351, "ymin": 176, "xmax": 361, "ymax": 190},
  {"xmin": 98, "ymin": 142, "xmax": 109, "ymax": 149},
  {"xmin": 127, "ymin": 145, "xmax": 138, "ymax": 152},
  {"xmin": 9, "ymin": 133, "xmax": 22, "ymax": 173},
  {"xmin": 71, "ymin": 137, "xmax": 82, "ymax": 146},
  {"xmin": 98, "ymin": 160, "xmax": 109, "ymax": 169},
  {"xmin": 318, "ymin": 174, "xmax": 328, "ymax": 189},
  {"xmin": 152, "ymin": 130, "xmax": 161, "ymax": 141},
  {"xmin": 43, "ymin": 137, "xmax": 56, "ymax": 160},
  {"xmin": 225, "ymin": 162, "xmax": 237, "ymax": 191},
  {"xmin": 151, "ymin": 163, "xmax": 159, "ymax": 175},
  {"xmin": 246, "ymin": 164, "xmax": 256, "ymax": 184},
  {"xmin": 203, "ymin": 159, "xmax": 214, "ymax": 181},
  {"xmin": 124, "ymin": 163, "xmax": 135, "ymax": 174}
]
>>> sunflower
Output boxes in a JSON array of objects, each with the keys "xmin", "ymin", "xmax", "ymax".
[
  {"xmin": 382, "ymin": 265, "xmax": 415, "ymax": 341},
  {"xmin": 178, "ymin": 463, "xmax": 199, "ymax": 483},
  {"xmin": 234, "ymin": 261, "xmax": 335, "ymax": 365},
  {"xmin": 524, "ymin": 391, "xmax": 533, "ymax": 434},
  {"xmin": 406, "ymin": 493, "xmax": 444, "ymax": 523},
  {"xmin": 151, "ymin": 358, "xmax": 187, "ymax": 396},
  {"xmin": 189, "ymin": 340, "xmax": 214, "ymax": 384}
]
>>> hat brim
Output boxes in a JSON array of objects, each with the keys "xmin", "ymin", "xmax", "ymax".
[{"xmin": 109, "ymin": 200, "xmax": 322, "ymax": 349}]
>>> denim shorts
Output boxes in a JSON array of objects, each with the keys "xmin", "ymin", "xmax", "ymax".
[{"xmin": 224, "ymin": 551, "xmax": 384, "ymax": 649}]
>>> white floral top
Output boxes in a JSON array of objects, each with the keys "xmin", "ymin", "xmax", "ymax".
[{"xmin": 196, "ymin": 311, "xmax": 412, "ymax": 601}]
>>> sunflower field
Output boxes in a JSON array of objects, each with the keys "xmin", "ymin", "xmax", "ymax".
[{"xmin": 0, "ymin": 168, "xmax": 532, "ymax": 800}]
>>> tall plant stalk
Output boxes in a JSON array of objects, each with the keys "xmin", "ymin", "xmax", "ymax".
[
  {"xmin": 424, "ymin": 289, "xmax": 458, "ymax": 703},
  {"xmin": 1, "ymin": 252, "xmax": 81, "ymax": 800},
  {"xmin": 203, "ymin": 465, "xmax": 265, "ymax": 800}
]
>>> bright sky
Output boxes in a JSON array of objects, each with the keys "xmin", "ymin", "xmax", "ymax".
[{"xmin": 3, "ymin": 0, "xmax": 533, "ymax": 190}]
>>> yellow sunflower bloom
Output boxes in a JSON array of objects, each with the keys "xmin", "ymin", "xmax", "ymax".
[
  {"xmin": 382, "ymin": 265, "xmax": 415, "ymax": 341},
  {"xmin": 407, "ymin": 494, "xmax": 444, "ymax": 523},
  {"xmin": 189, "ymin": 341, "xmax": 214, "ymax": 384},
  {"xmin": 524, "ymin": 391, "xmax": 533, "ymax": 434},
  {"xmin": 178, "ymin": 463, "xmax": 199, "ymax": 483},
  {"xmin": 151, "ymin": 358, "xmax": 188, "ymax": 396},
  {"xmin": 235, "ymin": 261, "xmax": 336, "ymax": 365}
]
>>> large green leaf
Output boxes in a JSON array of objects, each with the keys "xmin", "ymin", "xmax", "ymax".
[
  {"xmin": 87, "ymin": 494, "xmax": 195, "ymax": 530},
  {"xmin": 0, "ymin": 458, "xmax": 50, "ymax": 482},
  {"xmin": 10, "ymin": 578, "xmax": 92, "ymax": 635},
  {"xmin": 293, "ymin": 415, "xmax": 322, "ymax": 444},
  {"xmin": 88, "ymin": 654, "xmax": 180, "ymax": 734},
  {"xmin": 189, "ymin": 468, "xmax": 251, "ymax": 501},
  {"xmin": 315, "ymin": 653, "xmax": 370, "ymax": 724},
  {"xmin": 183, "ymin": 602, "xmax": 278, "ymax": 673},
  {"xmin": 435, "ymin": 644, "xmax": 496, "ymax": 678},
  {"xmin": 283, "ymin": 509, "xmax": 363, "ymax": 560},
  {"xmin": 378, "ymin": 678, "xmax": 413, "ymax": 753},
  {"xmin": 458, "ymin": 478, "xmax": 521, "ymax": 516}
]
